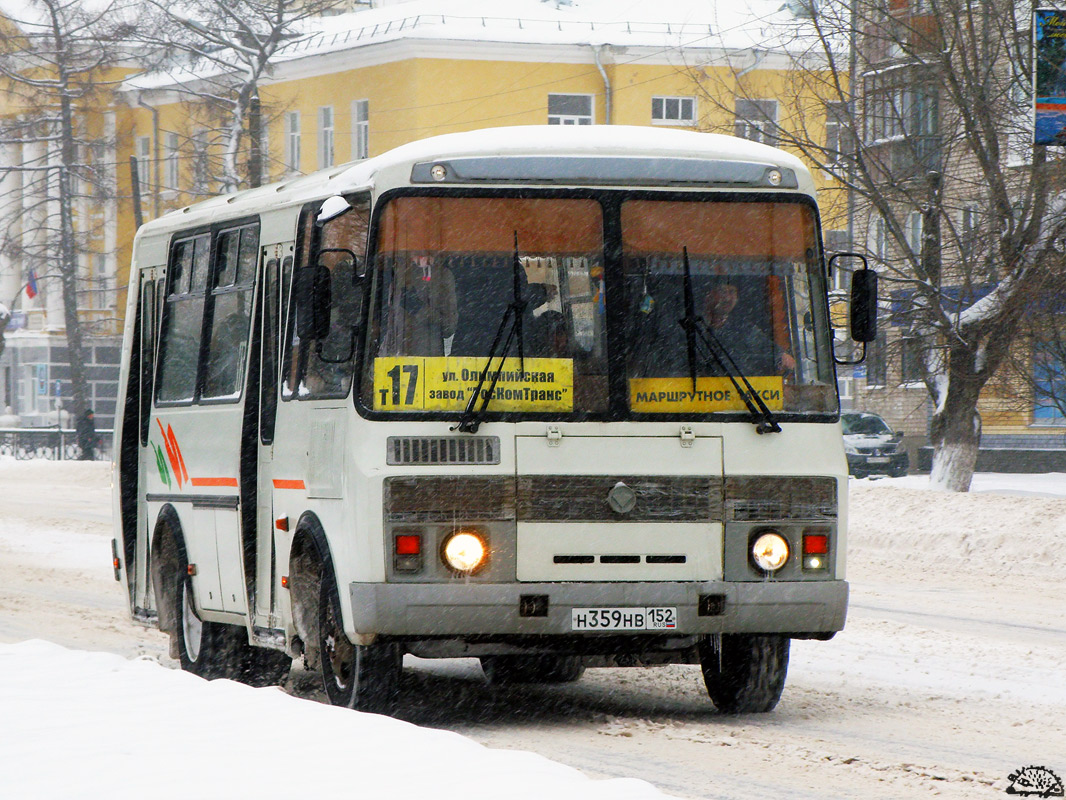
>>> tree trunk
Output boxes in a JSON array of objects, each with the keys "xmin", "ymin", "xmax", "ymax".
[
  {"xmin": 57, "ymin": 92, "xmax": 89, "ymax": 424},
  {"xmin": 928, "ymin": 348, "xmax": 985, "ymax": 492}
]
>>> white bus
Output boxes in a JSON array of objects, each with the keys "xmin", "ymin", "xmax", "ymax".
[{"xmin": 113, "ymin": 125, "xmax": 876, "ymax": 714}]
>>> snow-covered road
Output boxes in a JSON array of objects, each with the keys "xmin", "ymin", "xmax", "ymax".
[{"xmin": 1, "ymin": 460, "xmax": 1063, "ymax": 799}]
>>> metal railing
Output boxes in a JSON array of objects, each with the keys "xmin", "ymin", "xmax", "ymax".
[{"xmin": 0, "ymin": 428, "xmax": 114, "ymax": 461}]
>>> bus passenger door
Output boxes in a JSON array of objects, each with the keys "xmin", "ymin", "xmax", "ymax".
[
  {"xmin": 252, "ymin": 244, "xmax": 294, "ymax": 629},
  {"xmin": 120, "ymin": 268, "xmax": 162, "ymax": 618}
]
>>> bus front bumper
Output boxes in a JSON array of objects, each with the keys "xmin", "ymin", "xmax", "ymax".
[{"xmin": 348, "ymin": 580, "xmax": 848, "ymax": 638}]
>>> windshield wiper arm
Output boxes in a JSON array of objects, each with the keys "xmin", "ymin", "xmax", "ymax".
[
  {"xmin": 677, "ymin": 247, "xmax": 781, "ymax": 435},
  {"xmin": 454, "ymin": 231, "xmax": 527, "ymax": 433}
]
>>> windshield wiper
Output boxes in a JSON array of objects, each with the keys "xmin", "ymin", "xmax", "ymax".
[
  {"xmin": 677, "ymin": 247, "xmax": 781, "ymax": 435},
  {"xmin": 454, "ymin": 231, "xmax": 527, "ymax": 433}
]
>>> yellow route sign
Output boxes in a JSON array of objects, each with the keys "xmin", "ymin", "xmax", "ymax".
[
  {"xmin": 373, "ymin": 356, "xmax": 574, "ymax": 412},
  {"xmin": 629, "ymin": 376, "xmax": 784, "ymax": 413}
]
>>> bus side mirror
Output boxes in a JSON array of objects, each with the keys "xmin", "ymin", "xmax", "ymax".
[
  {"xmin": 317, "ymin": 195, "xmax": 352, "ymax": 225},
  {"xmin": 850, "ymin": 268, "xmax": 877, "ymax": 343},
  {"xmin": 296, "ymin": 265, "xmax": 332, "ymax": 340}
]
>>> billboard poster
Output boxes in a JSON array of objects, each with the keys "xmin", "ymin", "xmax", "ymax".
[{"xmin": 1035, "ymin": 9, "xmax": 1066, "ymax": 145}]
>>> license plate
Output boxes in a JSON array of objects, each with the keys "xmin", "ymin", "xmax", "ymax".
[
  {"xmin": 867, "ymin": 456, "xmax": 890, "ymax": 464},
  {"xmin": 571, "ymin": 607, "xmax": 677, "ymax": 631}
]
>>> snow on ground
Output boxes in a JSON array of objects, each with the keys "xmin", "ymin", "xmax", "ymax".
[
  {"xmin": 0, "ymin": 640, "xmax": 665, "ymax": 800},
  {"xmin": 2, "ymin": 458, "xmax": 1065, "ymax": 799},
  {"xmin": 0, "ymin": 457, "xmax": 668, "ymax": 799}
]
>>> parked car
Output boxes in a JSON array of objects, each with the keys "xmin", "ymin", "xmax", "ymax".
[{"xmin": 841, "ymin": 411, "xmax": 909, "ymax": 478}]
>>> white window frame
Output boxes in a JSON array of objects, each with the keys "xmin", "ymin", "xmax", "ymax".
[
  {"xmin": 960, "ymin": 203, "xmax": 979, "ymax": 261},
  {"xmin": 284, "ymin": 111, "xmax": 301, "ymax": 173},
  {"xmin": 548, "ymin": 93, "xmax": 594, "ymax": 125},
  {"xmin": 734, "ymin": 99, "xmax": 778, "ymax": 145},
  {"xmin": 318, "ymin": 106, "xmax": 335, "ymax": 169},
  {"xmin": 651, "ymin": 96, "xmax": 696, "ymax": 126},
  {"xmin": 163, "ymin": 131, "xmax": 179, "ymax": 192},
  {"xmin": 352, "ymin": 99, "xmax": 369, "ymax": 160},
  {"xmin": 906, "ymin": 210, "xmax": 923, "ymax": 258},
  {"xmin": 136, "ymin": 136, "xmax": 151, "ymax": 192}
]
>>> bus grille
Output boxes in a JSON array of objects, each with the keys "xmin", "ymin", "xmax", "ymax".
[
  {"xmin": 517, "ymin": 476, "xmax": 722, "ymax": 522},
  {"xmin": 386, "ymin": 436, "xmax": 500, "ymax": 466},
  {"xmin": 725, "ymin": 476, "xmax": 837, "ymax": 520}
]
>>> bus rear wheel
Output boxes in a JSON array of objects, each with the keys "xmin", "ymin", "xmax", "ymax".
[
  {"xmin": 480, "ymin": 655, "xmax": 585, "ymax": 685},
  {"xmin": 176, "ymin": 577, "xmax": 245, "ymax": 680},
  {"xmin": 698, "ymin": 634, "xmax": 789, "ymax": 714},
  {"xmin": 176, "ymin": 575, "xmax": 290, "ymax": 686},
  {"xmin": 318, "ymin": 571, "xmax": 401, "ymax": 713}
]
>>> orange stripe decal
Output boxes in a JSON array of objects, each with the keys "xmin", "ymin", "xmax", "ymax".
[
  {"xmin": 191, "ymin": 477, "xmax": 239, "ymax": 488},
  {"xmin": 273, "ymin": 479, "xmax": 306, "ymax": 490}
]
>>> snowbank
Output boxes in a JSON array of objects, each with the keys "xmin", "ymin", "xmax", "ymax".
[
  {"xmin": 0, "ymin": 639, "xmax": 669, "ymax": 800},
  {"xmin": 849, "ymin": 475, "xmax": 1066, "ymax": 583}
]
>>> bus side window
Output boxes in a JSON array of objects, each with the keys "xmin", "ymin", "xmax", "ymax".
[
  {"xmin": 260, "ymin": 256, "xmax": 280, "ymax": 444},
  {"xmin": 202, "ymin": 225, "xmax": 258, "ymax": 400},
  {"xmin": 296, "ymin": 192, "xmax": 370, "ymax": 398},
  {"xmin": 157, "ymin": 235, "xmax": 210, "ymax": 403}
]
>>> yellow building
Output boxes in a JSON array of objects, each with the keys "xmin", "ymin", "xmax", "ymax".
[{"xmin": 2, "ymin": 0, "xmax": 845, "ymax": 431}]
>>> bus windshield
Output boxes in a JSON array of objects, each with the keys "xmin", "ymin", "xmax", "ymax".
[
  {"xmin": 362, "ymin": 194, "xmax": 836, "ymax": 419},
  {"xmin": 622, "ymin": 199, "xmax": 836, "ymax": 416}
]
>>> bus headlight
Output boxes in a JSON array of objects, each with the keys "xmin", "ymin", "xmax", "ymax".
[
  {"xmin": 442, "ymin": 530, "xmax": 488, "ymax": 574},
  {"xmin": 751, "ymin": 531, "xmax": 790, "ymax": 573}
]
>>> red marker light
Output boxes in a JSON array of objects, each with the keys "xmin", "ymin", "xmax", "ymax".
[
  {"xmin": 803, "ymin": 534, "xmax": 829, "ymax": 555},
  {"xmin": 395, "ymin": 534, "xmax": 421, "ymax": 555}
]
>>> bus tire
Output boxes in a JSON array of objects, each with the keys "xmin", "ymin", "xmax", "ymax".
[
  {"xmin": 175, "ymin": 575, "xmax": 246, "ymax": 680},
  {"xmin": 318, "ymin": 568, "xmax": 401, "ymax": 713},
  {"xmin": 175, "ymin": 566, "xmax": 290, "ymax": 686},
  {"xmin": 698, "ymin": 634, "xmax": 789, "ymax": 714},
  {"xmin": 480, "ymin": 655, "xmax": 585, "ymax": 685},
  {"xmin": 240, "ymin": 647, "xmax": 292, "ymax": 688}
]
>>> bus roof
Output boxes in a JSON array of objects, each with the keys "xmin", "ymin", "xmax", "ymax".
[{"xmin": 138, "ymin": 125, "xmax": 816, "ymax": 240}]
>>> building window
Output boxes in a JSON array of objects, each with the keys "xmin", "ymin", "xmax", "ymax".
[
  {"xmin": 284, "ymin": 111, "xmax": 301, "ymax": 172},
  {"xmin": 318, "ymin": 106, "xmax": 334, "ymax": 169},
  {"xmin": 824, "ymin": 230, "xmax": 849, "ymax": 291},
  {"xmin": 866, "ymin": 327, "xmax": 888, "ymax": 387},
  {"xmin": 870, "ymin": 214, "xmax": 888, "ymax": 267},
  {"xmin": 1033, "ymin": 336, "xmax": 1066, "ymax": 423},
  {"xmin": 824, "ymin": 101, "xmax": 854, "ymax": 167},
  {"xmin": 960, "ymin": 204, "xmax": 979, "ymax": 262},
  {"xmin": 352, "ymin": 99, "xmax": 369, "ymax": 160},
  {"xmin": 900, "ymin": 336, "xmax": 924, "ymax": 384},
  {"xmin": 863, "ymin": 70, "xmax": 937, "ymax": 144},
  {"xmin": 136, "ymin": 136, "xmax": 151, "ymax": 193},
  {"xmin": 163, "ymin": 131, "xmax": 179, "ymax": 191},
  {"xmin": 548, "ymin": 94, "xmax": 593, "ymax": 125},
  {"xmin": 734, "ymin": 99, "xmax": 778, "ymax": 145},
  {"xmin": 651, "ymin": 96, "xmax": 696, "ymax": 125},
  {"xmin": 906, "ymin": 210, "xmax": 923, "ymax": 258}
]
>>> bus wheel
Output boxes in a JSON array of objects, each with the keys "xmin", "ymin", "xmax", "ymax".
[
  {"xmin": 176, "ymin": 577, "xmax": 244, "ymax": 680},
  {"xmin": 240, "ymin": 647, "xmax": 292, "ymax": 688},
  {"xmin": 480, "ymin": 655, "xmax": 584, "ymax": 684},
  {"xmin": 698, "ymin": 634, "xmax": 789, "ymax": 714},
  {"xmin": 318, "ymin": 572, "xmax": 401, "ymax": 713}
]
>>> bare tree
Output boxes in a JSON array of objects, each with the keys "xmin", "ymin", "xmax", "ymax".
[
  {"xmin": 687, "ymin": 0, "xmax": 1066, "ymax": 491},
  {"xmin": 135, "ymin": 0, "xmax": 348, "ymax": 193},
  {"xmin": 0, "ymin": 0, "xmax": 137, "ymax": 423}
]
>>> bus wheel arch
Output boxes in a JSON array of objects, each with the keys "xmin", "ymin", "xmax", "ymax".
[
  {"xmin": 288, "ymin": 514, "xmax": 332, "ymax": 672},
  {"xmin": 288, "ymin": 513, "xmax": 401, "ymax": 712},
  {"xmin": 150, "ymin": 505, "xmax": 187, "ymax": 658}
]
